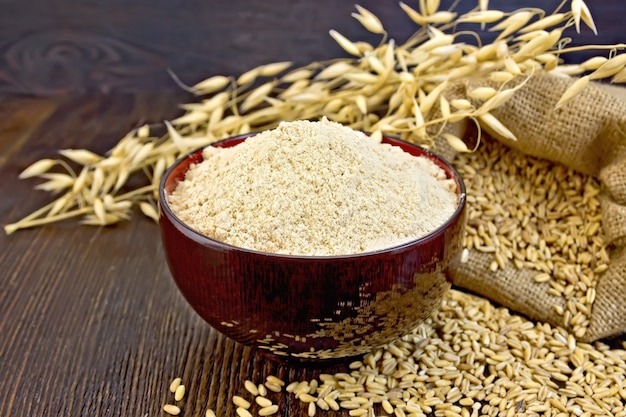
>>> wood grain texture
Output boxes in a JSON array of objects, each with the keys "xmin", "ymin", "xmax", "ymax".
[
  {"xmin": 0, "ymin": 94, "xmax": 349, "ymax": 417},
  {"xmin": 0, "ymin": 0, "xmax": 623, "ymax": 95}
]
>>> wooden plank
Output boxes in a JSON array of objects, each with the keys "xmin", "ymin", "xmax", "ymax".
[{"xmin": 0, "ymin": 96, "xmax": 60, "ymax": 168}]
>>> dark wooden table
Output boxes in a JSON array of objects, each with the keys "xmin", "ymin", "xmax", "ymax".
[{"xmin": 0, "ymin": 93, "xmax": 352, "ymax": 417}]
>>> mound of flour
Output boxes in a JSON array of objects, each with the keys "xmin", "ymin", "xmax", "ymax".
[{"xmin": 168, "ymin": 118, "xmax": 457, "ymax": 256}]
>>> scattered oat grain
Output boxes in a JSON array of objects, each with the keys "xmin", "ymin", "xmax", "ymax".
[{"xmin": 163, "ymin": 404, "xmax": 181, "ymax": 416}]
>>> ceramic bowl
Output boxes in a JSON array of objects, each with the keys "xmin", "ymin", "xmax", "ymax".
[{"xmin": 158, "ymin": 133, "xmax": 466, "ymax": 363}]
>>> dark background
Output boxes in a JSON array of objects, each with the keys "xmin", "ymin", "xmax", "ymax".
[{"xmin": 0, "ymin": 0, "xmax": 623, "ymax": 96}]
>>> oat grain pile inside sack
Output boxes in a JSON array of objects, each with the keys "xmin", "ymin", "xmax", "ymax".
[{"xmin": 436, "ymin": 74, "xmax": 626, "ymax": 342}]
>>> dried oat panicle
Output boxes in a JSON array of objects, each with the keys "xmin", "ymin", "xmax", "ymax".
[{"xmin": 6, "ymin": 0, "xmax": 626, "ymax": 234}]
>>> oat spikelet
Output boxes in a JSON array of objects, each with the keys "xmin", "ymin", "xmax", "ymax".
[
  {"xmin": 315, "ymin": 61, "xmax": 354, "ymax": 80},
  {"xmin": 479, "ymin": 78, "xmax": 530, "ymax": 113},
  {"xmin": 258, "ymin": 61, "xmax": 293, "ymax": 77},
  {"xmin": 477, "ymin": 112, "xmax": 518, "ymax": 142},
  {"xmin": 611, "ymin": 67, "xmax": 626, "ymax": 83},
  {"xmin": 137, "ymin": 124, "xmax": 150, "ymax": 138},
  {"xmin": 490, "ymin": 11, "xmax": 534, "ymax": 40},
  {"xmin": 236, "ymin": 67, "xmax": 260, "ymax": 86},
  {"xmin": 504, "ymin": 57, "xmax": 522, "ymax": 75},
  {"xmin": 352, "ymin": 5, "xmax": 385, "ymax": 34},
  {"xmin": 468, "ymin": 87, "xmax": 497, "ymax": 100},
  {"xmin": 329, "ymin": 30, "xmax": 361, "ymax": 56},
  {"xmin": 450, "ymin": 99, "xmax": 473, "ymax": 110},
  {"xmin": 58, "ymin": 149, "xmax": 102, "ymax": 165},
  {"xmin": 419, "ymin": 80, "xmax": 448, "ymax": 115},
  {"xmin": 192, "ymin": 75, "xmax": 231, "ymax": 94},
  {"xmin": 424, "ymin": 11, "xmax": 457, "ymax": 25},
  {"xmin": 489, "ymin": 71, "xmax": 515, "ymax": 83},
  {"xmin": 520, "ymin": 13, "xmax": 568, "ymax": 33},
  {"xmin": 571, "ymin": 0, "xmax": 597, "ymax": 35},
  {"xmin": 355, "ymin": 95, "xmax": 368, "ymax": 114},
  {"xmin": 35, "ymin": 173, "xmax": 75, "ymax": 192},
  {"xmin": 443, "ymin": 133, "xmax": 470, "ymax": 152},
  {"xmin": 589, "ymin": 54, "xmax": 626, "ymax": 80},
  {"xmin": 425, "ymin": 0, "xmax": 440, "ymax": 16},
  {"xmin": 399, "ymin": 2, "xmax": 428, "ymax": 26},
  {"xmin": 49, "ymin": 196, "xmax": 70, "ymax": 217},
  {"xmin": 580, "ymin": 56, "xmax": 608, "ymax": 70},
  {"xmin": 439, "ymin": 96, "xmax": 450, "ymax": 119},
  {"xmin": 240, "ymin": 81, "xmax": 276, "ymax": 112},
  {"xmin": 19, "ymin": 159, "xmax": 57, "ymax": 179},
  {"xmin": 171, "ymin": 111, "xmax": 210, "ymax": 126},
  {"xmin": 555, "ymin": 75, "xmax": 589, "ymax": 109},
  {"xmin": 458, "ymin": 10, "xmax": 504, "ymax": 24},
  {"xmin": 93, "ymin": 197, "xmax": 106, "ymax": 225},
  {"xmin": 343, "ymin": 71, "xmax": 380, "ymax": 84}
]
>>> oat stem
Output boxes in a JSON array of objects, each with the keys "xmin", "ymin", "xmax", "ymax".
[
  {"xmin": 115, "ymin": 185, "xmax": 158, "ymax": 202},
  {"xmin": 4, "ymin": 199, "xmax": 61, "ymax": 234},
  {"xmin": 558, "ymin": 43, "xmax": 626, "ymax": 53},
  {"xmin": 4, "ymin": 206, "xmax": 93, "ymax": 234}
]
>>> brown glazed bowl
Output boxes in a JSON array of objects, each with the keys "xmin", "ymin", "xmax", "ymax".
[{"xmin": 159, "ymin": 133, "xmax": 466, "ymax": 364}]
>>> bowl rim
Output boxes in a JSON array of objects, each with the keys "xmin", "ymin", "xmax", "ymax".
[{"xmin": 159, "ymin": 131, "xmax": 467, "ymax": 260}]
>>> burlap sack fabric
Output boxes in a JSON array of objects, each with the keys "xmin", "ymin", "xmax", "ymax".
[{"xmin": 432, "ymin": 74, "xmax": 626, "ymax": 342}]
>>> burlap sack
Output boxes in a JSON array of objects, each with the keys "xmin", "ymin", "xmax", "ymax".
[{"xmin": 432, "ymin": 73, "xmax": 626, "ymax": 342}]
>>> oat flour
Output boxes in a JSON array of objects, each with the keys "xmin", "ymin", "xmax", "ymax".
[{"xmin": 168, "ymin": 119, "xmax": 457, "ymax": 255}]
